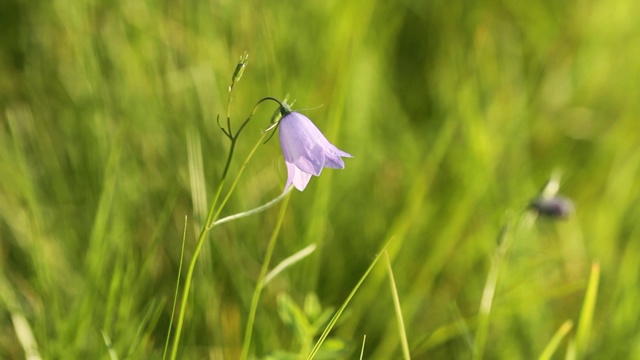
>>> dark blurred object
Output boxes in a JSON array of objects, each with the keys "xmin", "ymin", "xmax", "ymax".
[
  {"xmin": 529, "ymin": 173, "xmax": 575, "ymax": 219},
  {"xmin": 530, "ymin": 195, "xmax": 574, "ymax": 219}
]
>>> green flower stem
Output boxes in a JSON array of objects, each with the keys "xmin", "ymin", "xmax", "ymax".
[
  {"xmin": 240, "ymin": 191, "xmax": 292, "ymax": 360},
  {"xmin": 168, "ymin": 196, "xmax": 220, "ymax": 360},
  {"xmin": 168, "ymin": 95, "xmax": 284, "ymax": 359},
  {"xmin": 169, "ymin": 129, "xmax": 269, "ymax": 360},
  {"xmin": 213, "ymin": 132, "xmax": 268, "ymax": 221}
]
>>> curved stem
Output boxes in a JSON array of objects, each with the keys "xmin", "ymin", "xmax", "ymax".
[
  {"xmin": 219, "ymin": 96, "xmax": 283, "ymax": 180},
  {"xmin": 210, "ymin": 187, "xmax": 293, "ymax": 229},
  {"xmin": 234, "ymin": 96, "xmax": 286, "ymax": 140},
  {"xmin": 214, "ymin": 132, "xmax": 268, "ymax": 221}
]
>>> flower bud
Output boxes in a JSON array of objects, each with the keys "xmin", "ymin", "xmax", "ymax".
[{"xmin": 231, "ymin": 53, "xmax": 249, "ymax": 84}]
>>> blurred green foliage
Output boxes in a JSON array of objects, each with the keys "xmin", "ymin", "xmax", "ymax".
[{"xmin": 1, "ymin": 0, "xmax": 639, "ymax": 358}]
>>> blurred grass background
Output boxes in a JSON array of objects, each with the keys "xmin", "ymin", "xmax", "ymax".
[{"xmin": 1, "ymin": 0, "xmax": 639, "ymax": 358}]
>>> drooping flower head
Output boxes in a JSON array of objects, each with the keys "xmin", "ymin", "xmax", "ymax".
[{"xmin": 277, "ymin": 105, "xmax": 353, "ymax": 192}]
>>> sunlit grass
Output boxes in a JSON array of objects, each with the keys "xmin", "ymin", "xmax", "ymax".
[{"xmin": 2, "ymin": 0, "xmax": 640, "ymax": 358}]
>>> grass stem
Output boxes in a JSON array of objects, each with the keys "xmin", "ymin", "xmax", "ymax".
[
  {"xmin": 385, "ymin": 250, "xmax": 411, "ymax": 360},
  {"xmin": 240, "ymin": 191, "xmax": 291, "ymax": 360}
]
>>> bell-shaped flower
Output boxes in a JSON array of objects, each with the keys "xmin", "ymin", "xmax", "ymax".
[{"xmin": 278, "ymin": 110, "xmax": 353, "ymax": 191}]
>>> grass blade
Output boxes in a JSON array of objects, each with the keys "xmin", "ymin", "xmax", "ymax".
[
  {"xmin": 575, "ymin": 262, "xmax": 600, "ymax": 357},
  {"xmin": 307, "ymin": 242, "xmax": 388, "ymax": 360},
  {"xmin": 472, "ymin": 247, "xmax": 503, "ymax": 360},
  {"xmin": 162, "ymin": 216, "xmax": 188, "ymax": 360},
  {"xmin": 385, "ymin": 250, "xmax": 411, "ymax": 360},
  {"xmin": 11, "ymin": 313, "xmax": 42, "ymax": 360},
  {"xmin": 240, "ymin": 192, "xmax": 291, "ymax": 360},
  {"xmin": 263, "ymin": 243, "xmax": 317, "ymax": 286},
  {"xmin": 565, "ymin": 337, "xmax": 576, "ymax": 360},
  {"xmin": 101, "ymin": 330, "xmax": 118, "ymax": 360},
  {"xmin": 538, "ymin": 320, "xmax": 573, "ymax": 360}
]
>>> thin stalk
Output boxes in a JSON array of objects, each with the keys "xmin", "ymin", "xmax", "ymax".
[
  {"xmin": 359, "ymin": 335, "xmax": 367, "ymax": 360},
  {"xmin": 168, "ymin": 95, "xmax": 283, "ymax": 359},
  {"xmin": 162, "ymin": 216, "xmax": 188, "ymax": 360},
  {"xmin": 575, "ymin": 262, "xmax": 600, "ymax": 358},
  {"xmin": 385, "ymin": 250, "xmax": 411, "ymax": 360},
  {"xmin": 473, "ymin": 213, "xmax": 535, "ymax": 360},
  {"xmin": 213, "ymin": 132, "xmax": 268, "ymax": 221},
  {"xmin": 262, "ymin": 243, "xmax": 316, "ymax": 287},
  {"xmin": 169, "ymin": 130, "xmax": 268, "ymax": 360},
  {"xmin": 240, "ymin": 191, "xmax": 292, "ymax": 360},
  {"xmin": 473, "ymin": 251, "xmax": 503, "ymax": 360},
  {"xmin": 211, "ymin": 187, "xmax": 292, "ymax": 228},
  {"xmin": 539, "ymin": 320, "xmax": 574, "ymax": 360},
  {"xmin": 168, "ymin": 219, "xmax": 214, "ymax": 360},
  {"xmin": 307, "ymin": 241, "xmax": 390, "ymax": 360},
  {"xmin": 473, "ymin": 223, "xmax": 511, "ymax": 360}
]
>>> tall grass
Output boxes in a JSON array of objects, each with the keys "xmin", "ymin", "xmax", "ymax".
[{"xmin": 1, "ymin": 0, "xmax": 640, "ymax": 358}]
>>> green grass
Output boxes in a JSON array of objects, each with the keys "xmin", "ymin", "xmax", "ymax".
[{"xmin": 2, "ymin": 0, "xmax": 640, "ymax": 358}]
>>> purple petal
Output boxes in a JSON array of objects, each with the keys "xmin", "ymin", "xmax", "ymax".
[
  {"xmin": 323, "ymin": 146, "xmax": 353, "ymax": 169},
  {"xmin": 279, "ymin": 113, "xmax": 325, "ymax": 175},
  {"xmin": 285, "ymin": 161, "xmax": 312, "ymax": 191},
  {"xmin": 323, "ymin": 154, "xmax": 345, "ymax": 169}
]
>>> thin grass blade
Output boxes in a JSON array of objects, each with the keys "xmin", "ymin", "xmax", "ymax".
[
  {"xmin": 385, "ymin": 250, "xmax": 411, "ymax": 360},
  {"xmin": 359, "ymin": 335, "xmax": 367, "ymax": 360},
  {"xmin": 538, "ymin": 320, "xmax": 574, "ymax": 360},
  {"xmin": 575, "ymin": 262, "xmax": 600, "ymax": 357},
  {"xmin": 162, "ymin": 216, "xmax": 188, "ymax": 360},
  {"xmin": 263, "ymin": 244, "xmax": 317, "ymax": 286},
  {"xmin": 306, "ymin": 242, "xmax": 388, "ymax": 360}
]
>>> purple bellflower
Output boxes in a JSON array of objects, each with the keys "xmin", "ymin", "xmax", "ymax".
[{"xmin": 278, "ymin": 109, "xmax": 353, "ymax": 192}]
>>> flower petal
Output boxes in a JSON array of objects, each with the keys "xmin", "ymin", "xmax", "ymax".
[
  {"xmin": 323, "ymin": 146, "xmax": 353, "ymax": 169},
  {"xmin": 279, "ymin": 114, "xmax": 325, "ymax": 175},
  {"xmin": 323, "ymin": 154, "xmax": 345, "ymax": 169},
  {"xmin": 285, "ymin": 161, "xmax": 312, "ymax": 191}
]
